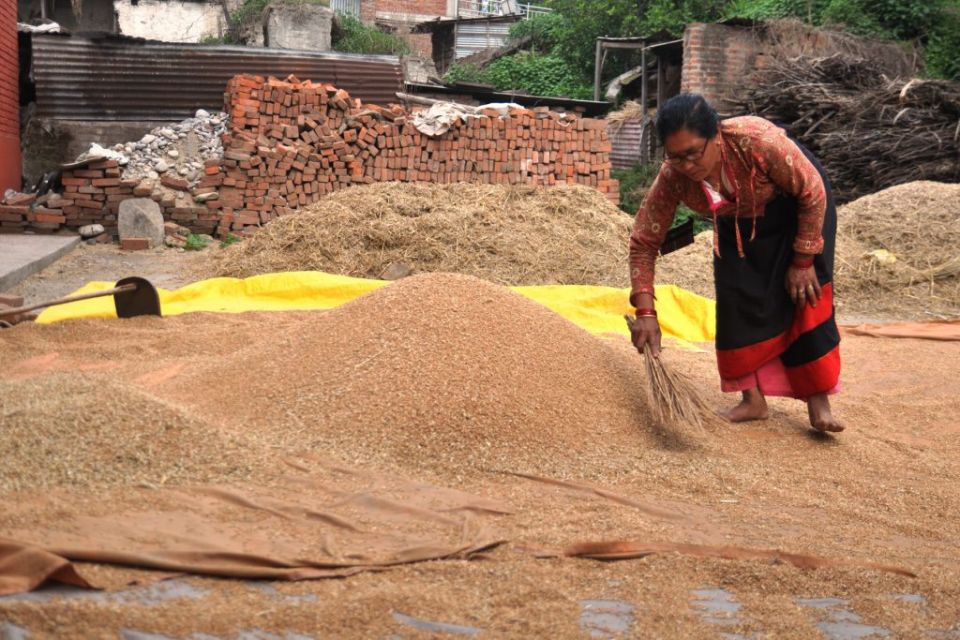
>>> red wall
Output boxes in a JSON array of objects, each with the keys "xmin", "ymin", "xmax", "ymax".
[{"xmin": 0, "ymin": 0, "xmax": 20, "ymax": 192}]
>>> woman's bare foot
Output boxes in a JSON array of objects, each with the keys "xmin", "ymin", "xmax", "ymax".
[
  {"xmin": 807, "ymin": 393, "xmax": 844, "ymax": 432},
  {"xmin": 720, "ymin": 388, "xmax": 769, "ymax": 423}
]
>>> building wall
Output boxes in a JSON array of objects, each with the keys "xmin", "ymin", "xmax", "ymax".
[
  {"xmin": 375, "ymin": 0, "xmax": 448, "ymax": 18},
  {"xmin": 681, "ymin": 23, "xmax": 757, "ymax": 114},
  {"xmin": 18, "ymin": 0, "xmax": 116, "ymax": 32},
  {"xmin": 360, "ymin": 0, "xmax": 455, "ymax": 60},
  {"xmin": 116, "ymin": 0, "xmax": 228, "ymax": 43},
  {"xmin": 0, "ymin": 0, "xmax": 20, "ymax": 191}
]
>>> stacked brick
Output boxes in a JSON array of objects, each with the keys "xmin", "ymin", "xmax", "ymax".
[
  {"xmin": 208, "ymin": 74, "xmax": 618, "ymax": 236},
  {"xmin": 59, "ymin": 160, "xmax": 140, "ymax": 236},
  {"xmin": 6, "ymin": 75, "xmax": 618, "ymax": 237}
]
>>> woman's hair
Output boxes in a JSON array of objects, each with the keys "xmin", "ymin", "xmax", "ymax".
[{"xmin": 655, "ymin": 93, "xmax": 719, "ymax": 143}]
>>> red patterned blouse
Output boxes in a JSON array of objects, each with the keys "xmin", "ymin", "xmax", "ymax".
[{"xmin": 628, "ymin": 116, "xmax": 827, "ymax": 305}]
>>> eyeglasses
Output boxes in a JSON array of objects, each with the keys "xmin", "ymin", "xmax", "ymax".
[{"xmin": 664, "ymin": 139, "xmax": 709, "ymax": 165}]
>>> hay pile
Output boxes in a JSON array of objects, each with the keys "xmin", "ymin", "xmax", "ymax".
[
  {"xmin": 0, "ymin": 374, "xmax": 254, "ymax": 492},
  {"xmin": 203, "ymin": 182, "xmax": 631, "ymax": 286},
  {"xmin": 164, "ymin": 273, "xmax": 672, "ymax": 477},
  {"xmin": 835, "ymin": 181, "xmax": 960, "ymax": 318},
  {"xmin": 657, "ymin": 231, "xmax": 715, "ymax": 300}
]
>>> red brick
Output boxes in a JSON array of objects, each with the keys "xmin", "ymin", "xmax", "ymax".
[
  {"xmin": 120, "ymin": 238, "xmax": 150, "ymax": 251},
  {"xmin": 161, "ymin": 175, "xmax": 190, "ymax": 191},
  {"xmin": 92, "ymin": 178, "xmax": 122, "ymax": 187},
  {"xmin": 88, "ymin": 160, "xmax": 119, "ymax": 170},
  {"xmin": 4, "ymin": 193, "xmax": 37, "ymax": 206},
  {"xmin": 31, "ymin": 213, "xmax": 67, "ymax": 224}
]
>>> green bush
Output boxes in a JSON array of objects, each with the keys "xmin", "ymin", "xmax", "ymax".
[
  {"xmin": 443, "ymin": 63, "xmax": 488, "ymax": 85},
  {"xmin": 184, "ymin": 233, "xmax": 210, "ymax": 252},
  {"xmin": 332, "ymin": 13, "xmax": 410, "ymax": 55},
  {"xmin": 612, "ymin": 163, "xmax": 659, "ymax": 215},
  {"xmin": 444, "ymin": 52, "xmax": 592, "ymax": 99}
]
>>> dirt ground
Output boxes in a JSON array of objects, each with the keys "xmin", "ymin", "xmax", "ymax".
[{"xmin": 1, "ymin": 261, "xmax": 958, "ymax": 638}]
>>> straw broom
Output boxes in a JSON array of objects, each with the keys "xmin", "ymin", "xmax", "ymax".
[{"xmin": 624, "ymin": 315, "xmax": 710, "ymax": 430}]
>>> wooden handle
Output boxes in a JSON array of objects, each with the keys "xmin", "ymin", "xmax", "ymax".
[{"xmin": 0, "ymin": 283, "xmax": 138, "ymax": 318}]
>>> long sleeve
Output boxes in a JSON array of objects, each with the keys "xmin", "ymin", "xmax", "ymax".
[
  {"xmin": 628, "ymin": 167, "xmax": 682, "ymax": 306},
  {"xmin": 755, "ymin": 130, "xmax": 826, "ymax": 255}
]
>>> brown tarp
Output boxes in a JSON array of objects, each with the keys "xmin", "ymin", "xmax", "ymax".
[
  {"xmin": 0, "ymin": 457, "xmax": 509, "ymax": 594},
  {"xmin": 555, "ymin": 541, "xmax": 917, "ymax": 577},
  {"xmin": 841, "ymin": 320, "xmax": 960, "ymax": 341},
  {"xmin": 0, "ymin": 540, "xmax": 95, "ymax": 596}
]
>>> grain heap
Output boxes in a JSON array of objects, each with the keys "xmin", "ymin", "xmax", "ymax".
[
  {"xmin": 164, "ymin": 273, "xmax": 668, "ymax": 477},
  {"xmin": 0, "ymin": 374, "xmax": 254, "ymax": 493},
  {"xmin": 203, "ymin": 182, "xmax": 632, "ymax": 286}
]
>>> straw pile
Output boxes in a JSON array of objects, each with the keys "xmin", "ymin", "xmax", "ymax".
[
  {"xmin": 163, "ymin": 273, "xmax": 677, "ymax": 477},
  {"xmin": 657, "ymin": 231, "xmax": 715, "ymax": 300},
  {"xmin": 835, "ymin": 181, "xmax": 960, "ymax": 318},
  {"xmin": 203, "ymin": 182, "xmax": 631, "ymax": 286},
  {"xmin": 0, "ymin": 374, "xmax": 254, "ymax": 492}
]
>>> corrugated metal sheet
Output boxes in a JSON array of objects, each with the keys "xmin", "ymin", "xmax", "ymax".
[
  {"xmin": 609, "ymin": 118, "xmax": 656, "ymax": 170},
  {"xmin": 330, "ymin": 0, "xmax": 361, "ymax": 16},
  {"xmin": 455, "ymin": 21, "xmax": 513, "ymax": 59},
  {"xmin": 32, "ymin": 35, "xmax": 402, "ymax": 121}
]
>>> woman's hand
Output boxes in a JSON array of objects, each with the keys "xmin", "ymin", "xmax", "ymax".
[
  {"xmin": 627, "ymin": 314, "xmax": 662, "ymax": 357},
  {"xmin": 785, "ymin": 263, "xmax": 822, "ymax": 308}
]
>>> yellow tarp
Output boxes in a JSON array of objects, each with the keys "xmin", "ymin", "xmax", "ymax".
[{"xmin": 35, "ymin": 272, "xmax": 716, "ymax": 345}]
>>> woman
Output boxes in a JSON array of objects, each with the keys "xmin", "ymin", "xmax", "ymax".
[{"xmin": 628, "ymin": 93, "xmax": 843, "ymax": 433}]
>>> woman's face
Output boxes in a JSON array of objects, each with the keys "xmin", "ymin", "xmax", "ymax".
[{"xmin": 663, "ymin": 127, "xmax": 720, "ymax": 182}]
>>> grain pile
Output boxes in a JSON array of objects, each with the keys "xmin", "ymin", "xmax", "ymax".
[
  {"xmin": 202, "ymin": 182, "xmax": 632, "ymax": 286},
  {"xmin": 163, "ymin": 273, "xmax": 672, "ymax": 477},
  {"xmin": 0, "ymin": 374, "xmax": 254, "ymax": 492},
  {"xmin": 835, "ymin": 181, "xmax": 960, "ymax": 318}
]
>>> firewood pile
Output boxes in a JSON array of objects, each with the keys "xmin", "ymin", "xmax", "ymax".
[{"xmin": 732, "ymin": 55, "xmax": 960, "ymax": 203}]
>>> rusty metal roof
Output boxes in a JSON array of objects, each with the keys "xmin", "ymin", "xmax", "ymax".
[{"xmin": 31, "ymin": 34, "xmax": 403, "ymax": 120}]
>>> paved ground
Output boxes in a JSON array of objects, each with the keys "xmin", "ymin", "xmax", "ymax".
[
  {"xmin": 0, "ymin": 234, "xmax": 81, "ymax": 293},
  {"xmin": 4, "ymin": 241, "xmax": 204, "ymax": 305}
]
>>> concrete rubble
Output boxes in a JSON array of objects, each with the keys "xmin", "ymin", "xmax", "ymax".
[{"xmin": 83, "ymin": 110, "xmax": 229, "ymax": 188}]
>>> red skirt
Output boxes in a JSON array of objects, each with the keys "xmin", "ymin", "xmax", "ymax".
[{"xmin": 712, "ymin": 141, "xmax": 840, "ymax": 399}]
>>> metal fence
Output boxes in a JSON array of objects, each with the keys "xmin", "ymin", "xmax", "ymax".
[
  {"xmin": 330, "ymin": 0, "xmax": 361, "ymax": 16},
  {"xmin": 458, "ymin": 0, "xmax": 551, "ymax": 19}
]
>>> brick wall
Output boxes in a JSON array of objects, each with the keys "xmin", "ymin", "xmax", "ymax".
[
  {"xmin": 0, "ymin": 1, "xmax": 20, "ymax": 192},
  {"xmin": 375, "ymin": 0, "xmax": 448, "ymax": 18},
  {"xmin": 3, "ymin": 76, "xmax": 618, "ymax": 236},
  {"xmin": 681, "ymin": 24, "xmax": 758, "ymax": 115}
]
